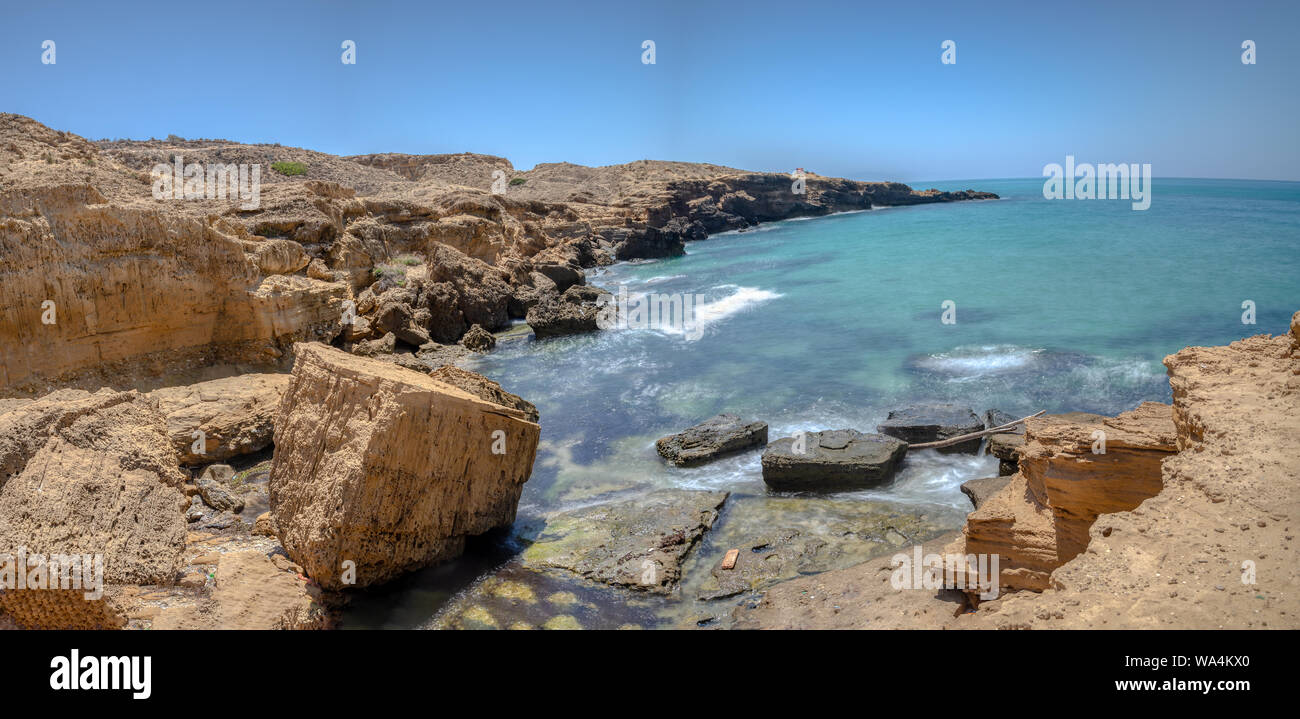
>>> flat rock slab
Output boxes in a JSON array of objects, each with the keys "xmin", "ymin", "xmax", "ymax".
[
  {"xmin": 877, "ymin": 403, "xmax": 984, "ymax": 453},
  {"xmin": 761, "ymin": 430, "xmax": 907, "ymax": 491},
  {"xmin": 521, "ymin": 489, "xmax": 728, "ymax": 594},
  {"xmin": 959, "ymin": 476, "xmax": 1012, "ymax": 510},
  {"xmin": 656, "ymin": 413, "xmax": 768, "ymax": 466},
  {"xmin": 687, "ymin": 496, "xmax": 949, "ymax": 601}
]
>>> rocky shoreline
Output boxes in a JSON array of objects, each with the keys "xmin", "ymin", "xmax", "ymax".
[{"xmin": 4, "ymin": 112, "xmax": 1293, "ymax": 631}]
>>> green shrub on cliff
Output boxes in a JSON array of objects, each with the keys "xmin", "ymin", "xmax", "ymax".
[{"xmin": 271, "ymin": 161, "xmax": 307, "ymax": 176}]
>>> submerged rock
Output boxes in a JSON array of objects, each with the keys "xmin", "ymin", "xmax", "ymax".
[
  {"xmin": 269, "ymin": 342, "xmax": 540, "ymax": 591},
  {"xmin": 656, "ymin": 414, "xmax": 768, "ymax": 467},
  {"xmin": 876, "ymin": 403, "xmax": 984, "ymax": 453},
  {"xmin": 522, "ymin": 489, "xmax": 728, "ymax": 594},
  {"xmin": 760, "ymin": 430, "xmax": 907, "ymax": 491},
  {"xmin": 689, "ymin": 496, "xmax": 949, "ymax": 601}
]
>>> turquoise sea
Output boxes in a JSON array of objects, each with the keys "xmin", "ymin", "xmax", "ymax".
[{"xmin": 346, "ymin": 178, "xmax": 1299, "ymax": 628}]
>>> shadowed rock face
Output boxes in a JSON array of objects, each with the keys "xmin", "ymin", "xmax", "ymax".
[
  {"xmin": 877, "ymin": 403, "xmax": 984, "ymax": 453},
  {"xmin": 268, "ymin": 343, "xmax": 540, "ymax": 591},
  {"xmin": 761, "ymin": 430, "xmax": 908, "ymax": 492},
  {"xmin": 656, "ymin": 414, "xmax": 768, "ymax": 467}
]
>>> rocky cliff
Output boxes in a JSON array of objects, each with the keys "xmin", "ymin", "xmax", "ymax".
[{"xmin": 0, "ymin": 114, "xmax": 994, "ymax": 394}]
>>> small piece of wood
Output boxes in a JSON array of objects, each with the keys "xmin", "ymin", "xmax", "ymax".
[
  {"xmin": 907, "ymin": 410, "xmax": 1046, "ymax": 450},
  {"xmin": 720, "ymin": 549, "xmax": 740, "ymax": 570}
]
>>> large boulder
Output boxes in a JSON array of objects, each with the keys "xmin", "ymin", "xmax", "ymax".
[
  {"xmin": 525, "ymin": 285, "xmax": 611, "ymax": 339},
  {"xmin": 761, "ymin": 429, "xmax": 907, "ymax": 491},
  {"xmin": 656, "ymin": 414, "xmax": 768, "ymax": 467},
  {"xmin": 268, "ymin": 343, "xmax": 540, "ymax": 590},
  {"xmin": 149, "ymin": 373, "xmax": 291, "ymax": 465},
  {"xmin": 0, "ymin": 389, "xmax": 188, "ymax": 628},
  {"xmin": 876, "ymin": 403, "xmax": 984, "ymax": 453}
]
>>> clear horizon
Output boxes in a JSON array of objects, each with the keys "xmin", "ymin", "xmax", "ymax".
[{"xmin": 2, "ymin": 0, "xmax": 1298, "ymax": 182}]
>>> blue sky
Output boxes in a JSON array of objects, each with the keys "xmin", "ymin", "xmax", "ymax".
[{"xmin": 2, "ymin": 0, "xmax": 1297, "ymax": 181}]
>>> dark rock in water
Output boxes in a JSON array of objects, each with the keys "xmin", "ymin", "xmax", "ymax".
[
  {"xmin": 960, "ymin": 476, "xmax": 1012, "ymax": 510},
  {"xmin": 760, "ymin": 429, "xmax": 907, "ymax": 491},
  {"xmin": 525, "ymin": 284, "xmax": 612, "ymax": 338},
  {"xmin": 983, "ymin": 409, "xmax": 1024, "ymax": 433},
  {"xmin": 877, "ymin": 403, "xmax": 984, "ymax": 453},
  {"xmin": 656, "ymin": 414, "xmax": 768, "ymax": 467},
  {"xmin": 197, "ymin": 464, "xmax": 244, "ymax": 513},
  {"xmin": 459, "ymin": 323, "xmax": 496, "ymax": 352},
  {"xmin": 521, "ymin": 489, "xmax": 727, "ymax": 594},
  {"xmin": 987, "ymin": 433, "xmax": 1025, "ymax": 475}
]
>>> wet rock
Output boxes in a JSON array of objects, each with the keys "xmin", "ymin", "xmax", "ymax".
[
  {"xmin": 877, "ymin": 403, "xmax": 984, "ymax": 453},
  {"xmin": 525, "ymin": 285, "xmax": 611, "ymax": 339},
  {"xmin": 522, "ymin": 489, "xmax": 728, "ymax": 594},
  {"xmin": 656, "ymin": 414, "xmax": 768, "ymax": 467},
  {"xmin": 269, "ymin": 342, "xmax": 540, "ymax": 590},
  {"xmin": 460, "ymin": 324, "xmax": 496, "ymax": 352},
  {"xmin": 983, "ymin": 409, "xmax": 1023, "ymax": 432},
  {"xmin": 197, "ymin": 464, "xmax": 245, "ymax": 513},
  {"xmin": 960, "ymin": 476, "xmax": 1012, "ymax": 510},
  {"xmin": 760, "ymin": 430, "xmax": 907, "ymax": 491},
  {"xmin": 186, "ymin": 495, "xmax": 206, "ymax": 523}
]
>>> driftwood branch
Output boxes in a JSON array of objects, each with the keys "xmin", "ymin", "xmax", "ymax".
[{"xmin": 907, "ymin": 410, "xmax": 1046, "ymax": 450}]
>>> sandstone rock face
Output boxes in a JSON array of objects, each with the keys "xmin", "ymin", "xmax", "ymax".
[
  {"xmin": 148, "ymin": 373, "xmax": 290, "ymax": 465},
  {"xmin": 877, "ymin": 404, "xmax": 984, "ymax": 453},
  {"xmin": 428, "ymin": 365, "xmax": 538, "ymax": 423},
  {"xmin": 656, "ymin": 414, "xmax": 768, "ymax": 467},
  {"xmin": 268, "ymin": 343, "xmax": 540, "ymax": 590},
  {"xmin": 0, "ymin": 389, "xmax": 188, "ymax": 628},
  {"xmin": 949, "ymin": 402, "xmax": 1177, "ymax": 593},
  {"xmin": 522, "ymin": 490, "xmax": 727, "ymax": 594},
  {"xmin": 761, "ymin": 430, "xmax": 907, "ymax": 492},
  {"xmin": 960, "ymin": 476, "xmax": 1012, "ymax": 510},
  {"xmin": 0, "ymin": 180, "xmax": 347, "ymax": 391}
]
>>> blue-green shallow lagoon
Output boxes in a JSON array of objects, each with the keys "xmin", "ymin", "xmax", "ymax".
[{"xmin": 343, "ymin": 178, "xmax": 1299, "ymax": 628}]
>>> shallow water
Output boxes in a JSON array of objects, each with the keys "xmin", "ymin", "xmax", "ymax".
[{"xmin": 342, "ymin": 178, "xmax": 1300, "ymax": 628}]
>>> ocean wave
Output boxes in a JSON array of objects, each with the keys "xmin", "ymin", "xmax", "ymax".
[{"xmin": 911, "ymin": 345, "xmax": 1045, "ymax": 376}]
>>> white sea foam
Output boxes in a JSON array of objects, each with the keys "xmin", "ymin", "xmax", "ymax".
[{"xmin": 916, "ymin": 345, "xmax": 1042, "ymax": 376}]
